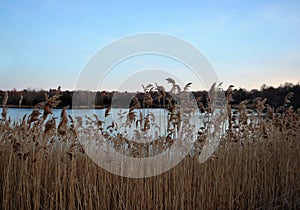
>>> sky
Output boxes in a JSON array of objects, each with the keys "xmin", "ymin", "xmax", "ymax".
[{"xmin": 0, "ymin": 0, "xmax": 299, "ymax": 92}]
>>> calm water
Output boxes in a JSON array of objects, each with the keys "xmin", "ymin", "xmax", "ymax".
[
  {"xmin": 3, "ymin": 108, "xmax": 174, "ymax": 121},
  {"xmin": 2, "ymin": 108, "xmax": 232, "ymax": 143},
  {"xmin": 3, "ymin": 108, "xmax": 204, "ymax": 126},
  {"xmin": 2, "ymin": 108, "xmax": 206, "ymax": 134},
  {"xmin": 3, "ymin": 108, "xmax": 106, "ymax": 122}
]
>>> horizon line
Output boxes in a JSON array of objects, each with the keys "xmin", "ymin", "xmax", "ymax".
[{"xmin": 0, "ymin": 81, "xmax": 300, "ymax": 93}]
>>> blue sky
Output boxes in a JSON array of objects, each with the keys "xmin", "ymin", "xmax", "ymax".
[{"xmin": 0, "ymin": 0, "xmax": 299, "ymax": 91}]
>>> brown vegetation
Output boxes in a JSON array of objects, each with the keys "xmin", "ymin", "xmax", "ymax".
[{"xmin": 0, "ymin": 80, "xmax": 299, "ymax": 209}]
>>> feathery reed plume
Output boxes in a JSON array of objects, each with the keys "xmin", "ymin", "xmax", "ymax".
[
  {"xmin": 165, "ymin": 77, "xmax": 175, "ymax": 85},
  {"xmin": 208, "ymin": 82, "xmax": 217, "ymax": 101},
  {"xmin": 266, "ymin": 104, "xmax": 274, "ymax": 120},
  {"xmin": 128, "ymin": 111, "xmax": 136, "ymax": 123},
  {"xmin": 1, "ymin": 92, "xmax": 8, "ymax": 120},
  {"xmin": 131, "ymin": 97, "xmax": 140, "ymax": 109},
  {"xmin": 156, "ymin": 83, "xmax": 166, "ymax": 95},
  {"xmin": 254, "ymin": 97, "xmax": 267, "ymax": 114},
  {"xmin": 284, "ymin": 92, "xmax": 294, "ymax": 106},
  {"xmin": 1, "ymin": 108, "xmax": 7, "ymax": 120},
  {"xmin": 239, "ymin": 100, "xmax": 247, "ymax": 113},
  {"xmin": 18, "ymin": 95, "xmax": 23, "ymax": 108},
  {"xmin": 2, "ymin": 91, "xmax": 8, "ymax": 107},
  {"xmin": 43, "ymin": 104, "xmax": 53, "ymax": 120},
  {"xmin": 166, "ymin": 78, "xmax": 181, "ymax": 93},
  {"xmin": 42, "ymin": 94, "xmax": 61, "ymax": 120},
  {"xmin": 155, "ymin": 83, "xmax": 166, "ymax": 107},
  {"xmin": 105, "ymin": 106, "xmax": 111, "ymax": 118},
  {"xmin": 44, "ymin": 92, "xmax": 49, "ymax": 101},
  {"xmin": 207, "ymin": 82, "xmax": 217, "ymax": 112},
  {"xmin": 143, "ymin": 115, "xmax": 150, "ymax": 131},
  {"xmin": 199, "ymin": 103, "xmax": 206, "ymax": 114},
  {"xmin": 226, "ymin": 85, "xmax": 234, "ymax": 102},
  {"xmin": 142, "ymin": 84, "xmax": 154, "ymax": 108},
  {"xmin": 57, "ymin": 106, "xmax": 69, "ymax": 135},
  {"xmin": 56, "ymin": 85, "xmax": 62, "ymax": 95},
  {"xmin": 226, "ymin": 85, "xmax": 234, "ymax": 134},
  {"xmin": 68, "ymin": 115, "xmax": 78, "ymax": 136},
  {"xmin": 183, "ymin": 82, "xmax": 192, "ymax": 91},
  {"xmin": 127, "ymin": 101, "xmax": 137, "ymax": 126},
  {"xmin": 239, "ymin": 100, "xmax": 248, "ymax": 124},
  {"xmin": 75, "ymin": 116, "xmax": 83, "ymax": 127},
  {"xmin": 28, "ymin": 109, "xmax": 41, "ymax": 123},
  {"xmin": 44, "ymin": 117, "xmax": 56, "ymax": 135},
  {"xmin": 93, "ymin": 114, "xmax": 104, "ymax": 127}
]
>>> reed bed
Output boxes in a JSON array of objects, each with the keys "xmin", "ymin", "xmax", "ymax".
[{"xmin": 0, "ymin": 80, "xmax": 299, "ymax": 209}]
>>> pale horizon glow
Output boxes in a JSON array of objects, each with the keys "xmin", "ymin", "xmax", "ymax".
[{"xmin": 0, "ymin": 0, "xmax": 299, "ymax": 91}]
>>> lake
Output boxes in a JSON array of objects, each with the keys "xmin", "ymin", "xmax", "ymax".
[{"xmin": 1, "ymin": 108, "xmax": 209, "ymax": 137}]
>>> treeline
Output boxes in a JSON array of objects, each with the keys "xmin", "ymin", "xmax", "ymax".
[
  {"xmin": 229, "ymin": 83, "xmax": 300, "ymax": 109},
  {"xmin": 0, "ymin": 83, "xmax": 299, "ymax": 109}
]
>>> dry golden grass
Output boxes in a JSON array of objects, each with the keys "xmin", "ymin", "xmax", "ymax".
[
  {"xmin": 0, "ymin": 81, "xmax": 299, "ymax": 209},
  {"xmin": 0, "ymin": 130, "xmax": 299, "ymax": 209}
]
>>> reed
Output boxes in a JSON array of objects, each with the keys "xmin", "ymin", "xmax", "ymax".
[{"xmin": 0, "ymin": 80, "xmax": 299, "ymax": 209}]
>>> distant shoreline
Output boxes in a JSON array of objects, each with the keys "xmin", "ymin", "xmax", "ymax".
[
  {"xmin": 1, "ymin": 105, "xmax": 173, "ymax": 110},
  {"xmin": 1, "ymin": 105, "xmax": 108, "ymax": 109},
  {"xmin": 1, "ymin": 83, "xmax": 300, "ymax": 109}
]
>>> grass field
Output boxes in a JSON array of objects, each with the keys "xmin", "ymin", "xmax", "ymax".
[{"xmin": 1, "ymin": 83, "xmax": 299, "ymax": 209}]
